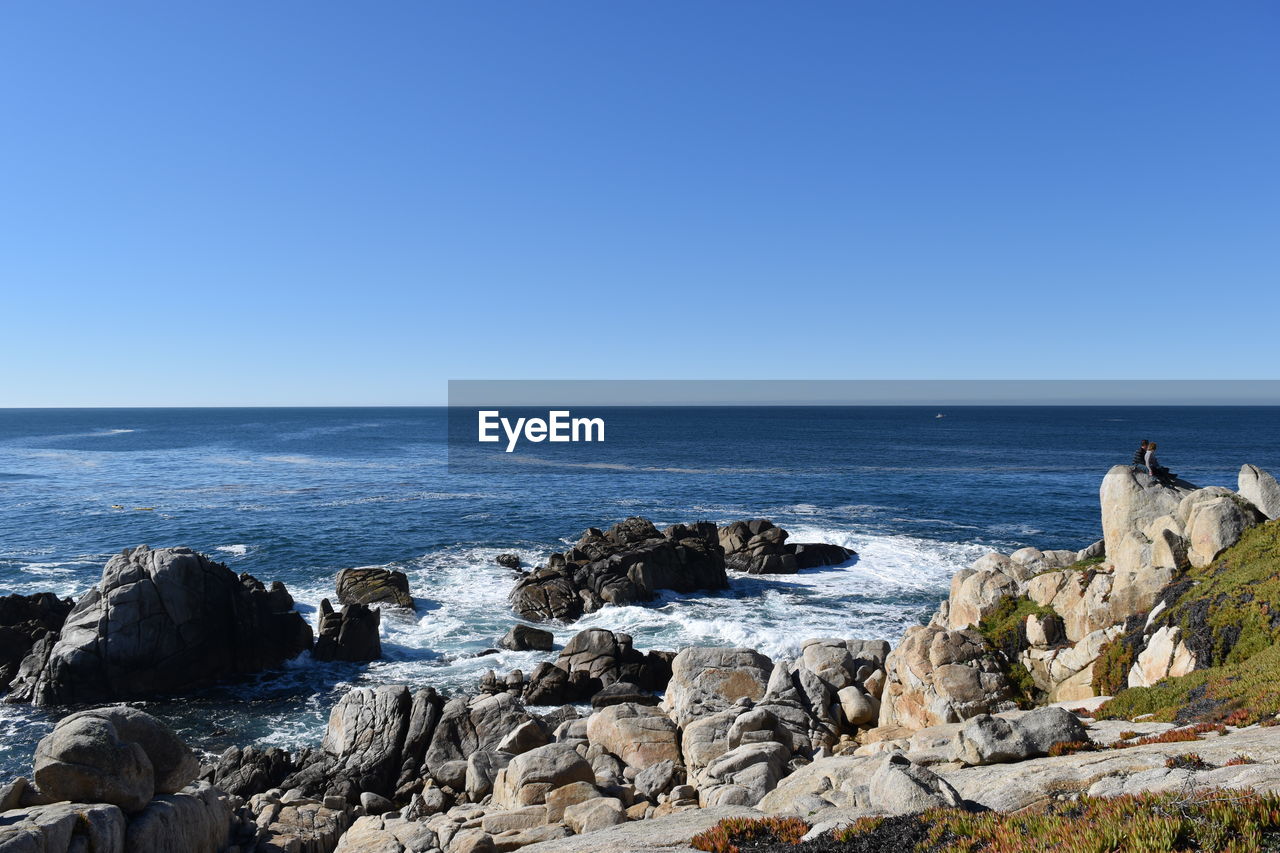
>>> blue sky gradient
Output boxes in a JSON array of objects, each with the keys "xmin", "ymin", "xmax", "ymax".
[{"xmin": 2, "ymin": 2, "xmax": 1276, "ymax": 405}]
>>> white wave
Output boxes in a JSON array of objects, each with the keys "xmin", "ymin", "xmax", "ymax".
[{"xmin": 214, "ymin": 545, "xmax": 250, "ymax": 557}]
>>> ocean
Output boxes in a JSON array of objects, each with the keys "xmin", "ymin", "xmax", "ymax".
[{"xmin": 1, "ymin": 405, "xmax": 1277, "ymax": 777}]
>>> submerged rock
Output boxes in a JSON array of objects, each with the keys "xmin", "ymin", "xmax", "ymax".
[{"xmin": 8, "ymin": 545, "xmax": 313, "ymax": 706}]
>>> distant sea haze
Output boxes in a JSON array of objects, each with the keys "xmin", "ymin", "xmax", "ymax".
[{"xmin": 1, "ymin": 405, "xmax": 1277, "ymax": 776}]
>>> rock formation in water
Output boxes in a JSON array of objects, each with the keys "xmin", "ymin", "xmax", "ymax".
[
  {"xmin": 7, "ymin": 545, "xmax": 313, "ymax": 706},
  {"xmin": 509, "ymin": 516, "xmax": 855, "ymax": 622}
]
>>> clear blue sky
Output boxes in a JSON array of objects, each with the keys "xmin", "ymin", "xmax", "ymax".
[{"xmin": 2, "ymin": 2, "xmax": 1276, "ymax": 406}]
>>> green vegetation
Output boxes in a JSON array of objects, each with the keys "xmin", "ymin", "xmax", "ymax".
[
  {"xmin": 975, "ymin": 594, "xmax": 1059, "ymax": 706},
  {"xmin": 1093, "ymin": 636, "xmax": 1139, "ymax": 696},
  {"xmin": 693, "ymin": 791, "xmax": 1280, "ymax": 852},
  {"xmin": 690, "ymin": 816, "xmax": 808, "ymax": 853},
  {"xmin": 1097, "ymin": 521, "xmax": 1280, "ymax": 725}
]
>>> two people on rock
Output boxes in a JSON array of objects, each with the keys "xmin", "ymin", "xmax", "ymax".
[{"xmin": 1132, "ymin": 439, "xmax": 1175, "ymax": 485}]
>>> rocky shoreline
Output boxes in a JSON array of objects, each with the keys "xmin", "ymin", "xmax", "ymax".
[{"xmin": 3, "ymin": 464, "xmax": 1280, "ymax": 852}]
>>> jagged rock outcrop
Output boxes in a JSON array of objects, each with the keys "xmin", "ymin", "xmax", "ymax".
[
  {"xmin": 523, "ymin": 629, "xmax": 672, "ymax": 706},
  {"xmin": 423, "ymin": 692, "xmax": 533, "ymax": 790},
  {"xmin": 664, "ymin": 647, "xmax": 773, "ymax": 727},
  {"xmin": 336, "ymin": 566, "xmax": 414, "ymax": 610},
  {"xmin": 0, "ymin": 593, "xmax": 73, "ymax": 693},
  {"xmin": 313, "ymin": 599, "xmax": 382, "ymax": 662},
  {"xmin": 279, "ymin": 685, "xmax": 414, "ymax": 803},
  {"xmin": 718, "ymin": 519, "xmax": 855, "ymax": 574},
  {"xmin": 510, "ymin": 518, "xmax": 728, "ymax": 622},
  {"xmin": 8, "ymin": 546, "xmax": 312, "ymax": 706},
  {"xmin": 877, "ymin": 625, "xmax": 1017, "ymax": 730},
  {"xmin": 207, "ymin": 744, "xmax": 295, "ymax": 798}
]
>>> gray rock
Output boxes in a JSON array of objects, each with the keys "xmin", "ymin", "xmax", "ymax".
[
  {"xmin": 665, "ymin": 647, "xmax": 772, "ymax": 726},
  {"xmin": 499, "ymin": 624, "xmax": 553, "ymax": 652},
  {"xmin": 633, "ymin": 759, "xmax": 680, "ymax": 800},
  {"xmin": 494, "ymin": 743, "xmax": 595, "ymax": 807},
  {"xmin": 359, "ymin": 791, "xmax": 394, "ymax": 815},
  {"xmin": 0, "ymin": 802, "xmax": 126, "ymax": 853},
  {"xmin": 335, "ymin": 566, "xmax": 414, "ymax": 610},
  {"xmin": 699, "ymin": 741, "xmax": 790, "ymax": 807},
  {"xmin": 952, "ymin": 707, "xmax": 1087, "ymax": 766},
  {"xmin": 33, "ymin": 707, "xmax": 199, "ymax": 812},
  {"xmin": 424, "ymin": 692, "xmax": 532, "ymax": 787},
  {"xmin": 496, "ymin": 719, "xmax": 550, "ymax": 756},
  {"xmin": 8, "ymin": 545, "xmax": 312, "ymax": 705},
  {"xmin": 124, "ymin": 782, "xmax": 231, "ymax": 853},
  {"xmin": 1240, "ymin": 464, "xmax": 1280, "ymax": 520},
  {"xmin": 313, "ymin": 599, "xmax": 382, "ymax": 662},
  {"xmin": 465, "ymin": 750, "xmax": 513, "ymax": 800},
  {"xmin": 590, "ymin": 681, "xmax": 659, "ymax": 709},
  {"xmin": 563, "ymin": 797, "xmax": 626, "ymax": 834},
  {"xmin": 867, "ymin": 753, "xmax": 963, "ymax": 815},
  {"xmin": 509, "ymin": 518, "xmax": 727, "ymax": 622}
]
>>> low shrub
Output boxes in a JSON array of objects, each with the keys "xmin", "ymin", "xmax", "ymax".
[
  {"xmin": 824, "ymin": 790, "xmax": 1280, "ymax": 852},
  {"xmin": 1165, "ymin": 753, "xmax": 1211, "ymax": 770},
  {"xmin": 691, "ymin": 816, "xmax": 809, "ymax": 853}
]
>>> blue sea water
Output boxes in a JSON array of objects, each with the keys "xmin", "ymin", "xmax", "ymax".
[{"xmin": 1, "ymin": 405, "xmax": 1277, "ymax": 777}]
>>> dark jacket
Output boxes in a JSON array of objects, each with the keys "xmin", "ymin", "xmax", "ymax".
[{"xmin": 1132, "ymin": 447, "xmax": 1148, "ymax": 466}]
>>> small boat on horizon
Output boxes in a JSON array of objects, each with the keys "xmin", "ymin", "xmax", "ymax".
[{"xmin": 935, "ymin": 413, "xmax": 946, "ymax": 419}]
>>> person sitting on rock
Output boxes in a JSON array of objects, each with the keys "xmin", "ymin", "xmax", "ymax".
[
  {"xmin": 1131, "ymin": 439, "xmax": 1150, "ymax": 468},
  {"xmin": 1145, "ymin": 441, "xmax": 1174, "ymax": 484}
]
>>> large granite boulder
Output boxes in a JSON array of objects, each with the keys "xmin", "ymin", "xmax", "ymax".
[
  {"xmin": 510, "ymin": 518, "xmax": 728, "ymax": 622},
  {"xmin": 665, "ymin": 647, "xmax": 773, "ymax": 726},
  {"xmin": 336, "ymin": 567, "xmax": 414, "ymax": 610},
  {"xmin": 586, "ymin": 703, "xmax": 681, "ymax": 771},
  {"xmin": 276, "ymin": 684, "xmax": 416, "ymax": 802},
  {"xmin": 867, "ymin": 753, "xmax": 963, "ymax": 815},
  {"xmin": 877, "ymin": 625, "xmax": 1017, "ymax": 731},
  {"xmin": 493, "ymin": 743, "xmax": 594, "ymax": 807},
  {"xmin": 33, "ymin": 707, "xmax": 200, "ymax": 813},
  {"xmin": 313, "ymin": 599, "xmax": 382, "ymax": 662},
  {"xmin": 1099, "ymin": 466, "xmax": 1196, "ymax": 573},
  {"xmin": 8, "ymin": 546, "xmax": 312, "ymax": 706},
  {"xmin": 423, "ymin": 692, "xmax": 532, "ymax": 790},
  {"xmin": 697, "ymin": 741, "xmax": 791, "ymax": 807},
  {"xmin": 1239, "ymin": 464, "xmax": 1280, "ymax": 520},
  {"xmin": 0, "ymin": 592, "xmax": 73, "ymax": 692},
  {"xmin": 951, "ymin": 707, "xmax": 1087, "ymax": 766},
  {"xmin": 1183, "ymin": 492, "xmax": 1261, "ymax": 567}
]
